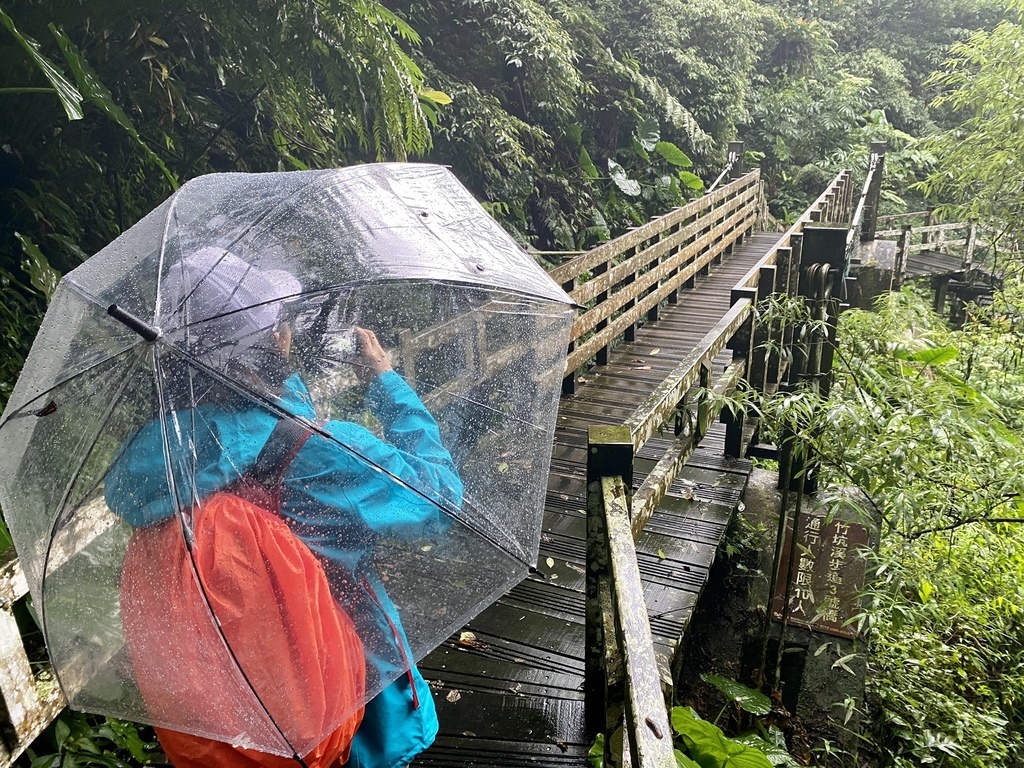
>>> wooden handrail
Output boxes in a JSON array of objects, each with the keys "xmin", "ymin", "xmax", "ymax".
[
  {"xmin": 624, "ymin": 299, "xmax": 753, "ymax": 450},
  {"xmin": 554, "ymin": 171, "xmax": 762, "ymax": 382},
  {"xmin": 600, "ymin": 476, "xmax": 676, "ymax": 767},
  {"xmin": 550, "ymin": 172, "xmax": 761, "ymax": 286},
  {"xmin": 630, "ymin": 360, "xmax": 746, "ymax": 538},
  {"xmin": 733, "ymin": 168, "xmax": 853, "ymax": 293}
]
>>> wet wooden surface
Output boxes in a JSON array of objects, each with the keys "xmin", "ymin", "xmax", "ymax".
[
  {"xmin": 905, "ymin": 248, "xmax": 964, "ymax": 278},
  {"xmin": 414, "ymin": 232, "xmax": 778, "ymax": 767}
]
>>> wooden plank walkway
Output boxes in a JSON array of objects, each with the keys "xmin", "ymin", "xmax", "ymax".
[
  {"xmin": 905, "ymin": 248, "xmax": 963, "ymax": 278},
  {"xmin": 414, "ymin": 231, "xmax": 778, "ymax": 767}
]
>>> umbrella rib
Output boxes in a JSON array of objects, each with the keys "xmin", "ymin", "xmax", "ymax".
[
  {"xmin": 37, "ymin": 350, "xmax": 148, "ymax": 703},
  {"xmin": 152, "ymin": 351, "xmax": 307, "ymax": 763},
  {"xmin": 162, "ymin": 176, "xmax": 322, "ymax": 325},
  {"xmin": 0, "ymin": 345, "xmax": 141, "ymax": 429}
]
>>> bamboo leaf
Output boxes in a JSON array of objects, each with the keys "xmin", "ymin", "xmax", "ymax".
[
  {"xmin": 0, "ymin": 8, "xmax": 82, "ymax": 120},
  {"xmin": 579, "ymin": 147, "xmax": 599, "ymax": 179},
  {"xmin": 50, "ymin": 24, "xmax": 177, "ymax": 187}
]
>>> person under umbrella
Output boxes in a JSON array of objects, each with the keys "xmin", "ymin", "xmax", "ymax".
[{"xmin": 104, "ymin": 249, "xmax": 463, "ymax": 768}]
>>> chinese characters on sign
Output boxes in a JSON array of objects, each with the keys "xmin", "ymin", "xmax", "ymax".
[{"xmin": 772, "ymin": 511, "xmax": 873, "ymax": 639}]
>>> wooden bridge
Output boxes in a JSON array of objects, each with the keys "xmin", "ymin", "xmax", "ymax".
[
  {"xmin": 415, "ymin": 151, "xmax": 863, "ymax": 766},
  {"xmin": 0, "ymin": 144, "xmax": 987, "ymax": 767}
]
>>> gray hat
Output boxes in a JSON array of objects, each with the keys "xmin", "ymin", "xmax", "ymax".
[{"xmin": 163, "ymin": 248, "xmax": 301, "ymax": 364}]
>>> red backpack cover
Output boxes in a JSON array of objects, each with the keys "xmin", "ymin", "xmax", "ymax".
[{"xmin": 120, "ymin": 425, "xmax": 365, "ymax": 768}]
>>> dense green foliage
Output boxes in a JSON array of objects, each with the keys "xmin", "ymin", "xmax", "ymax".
[
  {"xmin": 806, "ymin": 291, "xmax": 1024, "ymax": 766},
  {"xmin": 918, "ymin": 0, "xmax": 1024, "ymax": 261}
]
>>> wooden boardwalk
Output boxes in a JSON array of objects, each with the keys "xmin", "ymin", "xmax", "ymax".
[{"xmin": 415, "ymin": 231, "xmax": 779, "ymax": 767}]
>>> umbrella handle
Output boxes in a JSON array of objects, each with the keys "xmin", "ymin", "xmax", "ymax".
[{"xmin": 108, "ymin": 304, "xmax": 161, "ymax": 342}]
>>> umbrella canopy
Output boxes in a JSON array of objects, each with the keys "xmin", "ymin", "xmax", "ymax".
[{"xmin": 0, "ymin": 164, "xmax": 574, "ymax": 757}]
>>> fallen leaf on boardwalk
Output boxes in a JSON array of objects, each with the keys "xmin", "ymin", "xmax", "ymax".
[
  {"xmin": 546, "ymin": 556, "xmax": 555, "ymax": 568},
  {"xmin": 577, "ymin": 376, "xmax": 587, "ymax": 383},
  {"xmin": 421, "ymin": 545, "xmax": 433, "ymax": 552},
  {"xmin": 556, "ymin": 741, "xmax": 570, "ymax": 752},
  {"xmin": 630, "ymin": 358, "xmax": 645, "ymax": 363},
  {"xmin": 458, "ymin": 630, "xmax": 488, "ymax": 650},
  {"xmin": 550, "ymin": 573, "xmax": 558, "ymax": 580},
  {"xmin": 462, "ymin": 731, "xmax": 477, "ymax": 738},
  {"xmin": 446, "ymin": 689, "xmax": 462, "ymax": 703},
  {"xmin": 513, "ymin": 657, "xmax": 525, "ymax": 663},
  {"xmin": 649, "ymin": 347, "xmax": 661, "ymax": 355},
  {"xmin": 498, "ymin": 462, "xmax": 509, "ymax": 473},
  {"xmin": 578, "ymin": 509, "xmax": 587, "ymax": 515},
  {"xmin": 633, "ymin": 365, "xmax": 652, "ymax": 370},
  {"xmin": 657, "ymin": 548, "xmax": 666, "ymax": 560},
  {"xmin": 509, "ymin": 683, "xmax": 522, "ymax": 694}
]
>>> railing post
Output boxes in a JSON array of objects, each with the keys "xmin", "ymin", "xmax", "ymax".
[
  {"xmin": 727, "ymin": 141, "xmax": 745, "ymax": 180},
  {"xmin": 562, "ymin": 277, "xmax": 577, "ymax": 395},
  {"xmin": 725, "ymin": 288, "xmax": 756, "ymax": 457},
  {"xmin": 586, "ymin": 426, "xmax": 634, "ymax": 738},
  {"xmin": 768, "ymin": 246, "xmax": 793, "ymax": 387},
  {"xmin": 861, "ymin": 142, "xmax": 886, "ymax": 242},
  {"xmin": 964, "ymin": 221, "xmax": 978, "ymax": 270},
  {"xmin": 623, "ymin": 244, "xmax": 638, "ymax": 342},
  {"xmin": 749, "ymin": 264, "xmax": 776, "ymax": 395},
  {"xmin": 922, "ymin": 206, "xmax": 936, "ymax": 247},
  {"xmin": 894, "ymin": 224, "xmax": 912, "ymax": 290},
  {"xmin": 595, "ymin": 259, "xmax": 611, "ymax": 365}
]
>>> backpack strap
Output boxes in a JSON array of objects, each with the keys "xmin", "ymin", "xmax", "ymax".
[{"xmin": 233, "ymin": 419, "xmax": 315, "ymax": 513}]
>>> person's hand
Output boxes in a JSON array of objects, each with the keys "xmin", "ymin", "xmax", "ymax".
[{"xmin": 354, "ymin": 327, "xmax": 392, "ymax": 384}]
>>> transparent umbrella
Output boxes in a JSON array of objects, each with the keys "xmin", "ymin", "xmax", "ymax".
[{"xmin": 0, "ymin": 164, "xmax": 574, "ymax": 760}]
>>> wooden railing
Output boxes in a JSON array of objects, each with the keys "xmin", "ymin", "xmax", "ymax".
[
  {"xmin": 552, "ymin": 169, "xmax": 763, "ymax": 393},
  {"xmin": 0, "ymin": 551, "xmax": 64, "ymax": 765},
  {"xmin": 876, "ymin": 211, "xmax": 977, "ymax": 287},
  {"xmin": 584, "ymin": 165, "xmax": 857, "ymax": 767}
]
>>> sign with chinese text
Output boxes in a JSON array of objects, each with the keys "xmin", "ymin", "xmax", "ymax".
[{"xmin": 771, "ymin": 510, "xmax": 874, "ymax": 639}]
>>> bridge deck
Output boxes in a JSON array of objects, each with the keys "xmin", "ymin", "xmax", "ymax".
[{"xmin": 414, "ymin": 231, "xmax": 778, "ymax": 767}]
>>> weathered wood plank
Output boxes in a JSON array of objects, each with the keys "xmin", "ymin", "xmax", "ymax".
[
  {"xmin": 568, "ymin": 204, "xmax": 758, "ymax": 344},
  {"xmin": 601, "ymin": 476, "xmax": 675, "ymax": 768},
  {"xmin": 569, "ymin": 185, "xmax": 760, "ymax": 307},
  {"xmin": 630, "ymin": 361, "xmax": 745, "ymax": 537},
  {"xmin": 624, "ymin": 300, "xmax": 752, "ymax": 450},
  {"xmin": 565, "ymin": 211, "xmax": 758, "ymax": 372}
]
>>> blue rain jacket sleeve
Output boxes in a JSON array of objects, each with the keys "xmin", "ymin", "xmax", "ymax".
[{"xmin": 283, "ymin": 370, "xmax": 462, "ymax": 540}]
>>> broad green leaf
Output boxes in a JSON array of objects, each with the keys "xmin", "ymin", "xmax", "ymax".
[
  {"xmin": 580, "ymin": 147, "xmax": 599, "ymax": 179},
  {"xmin": 587, "ymin": 734, "xmax": 604, "ymax": 768},
  {"xmin": 679, "ymin": 171, "xmax": 704, "ymax": 191},
  {"xmin": 733, "ymin": 733, "xmax": 797, "ymax": 767},
  {"xmin": 50, "ymin": 25, "xmax": 177, "ymax": 187},
  {"xmin": 0, "ymin": 8, "xmax": 83, "ymax": 120},
  {"xmin": 676, "ymin": 749, "xmax": 702, "ymax": 768},
  {"xmin": 655, "ymin": 141, "xmax": 693, "ymax": 168},
  {"xmin": 16, "ymin": 233, "xmax": 60, "ymax": 300},
  {"xmin": 608, "ymin": 159, "xmax": 641, "ymax": 196},
  {"xmin": 636, "ymin": 117, "xmax": 660, "ymax": 152},
  {"xmin": 420, "ymin": 88, "xmax": 452, "ymax": 105},
  {"xmin": 909, "ymin": 346, "xmax": 957, "ymax": 366},
  {"xmin": 672, "ymin": 707, "xmax": 772, "ymax": 768},
  {"xmin": 701, "ymin": 674, "xmax": 771, "ymax": 715}
]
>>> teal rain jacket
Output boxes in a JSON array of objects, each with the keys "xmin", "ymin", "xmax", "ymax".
[{"xmin": 105, "ymin": 371, "xmax": 463, "ymax": 768}]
